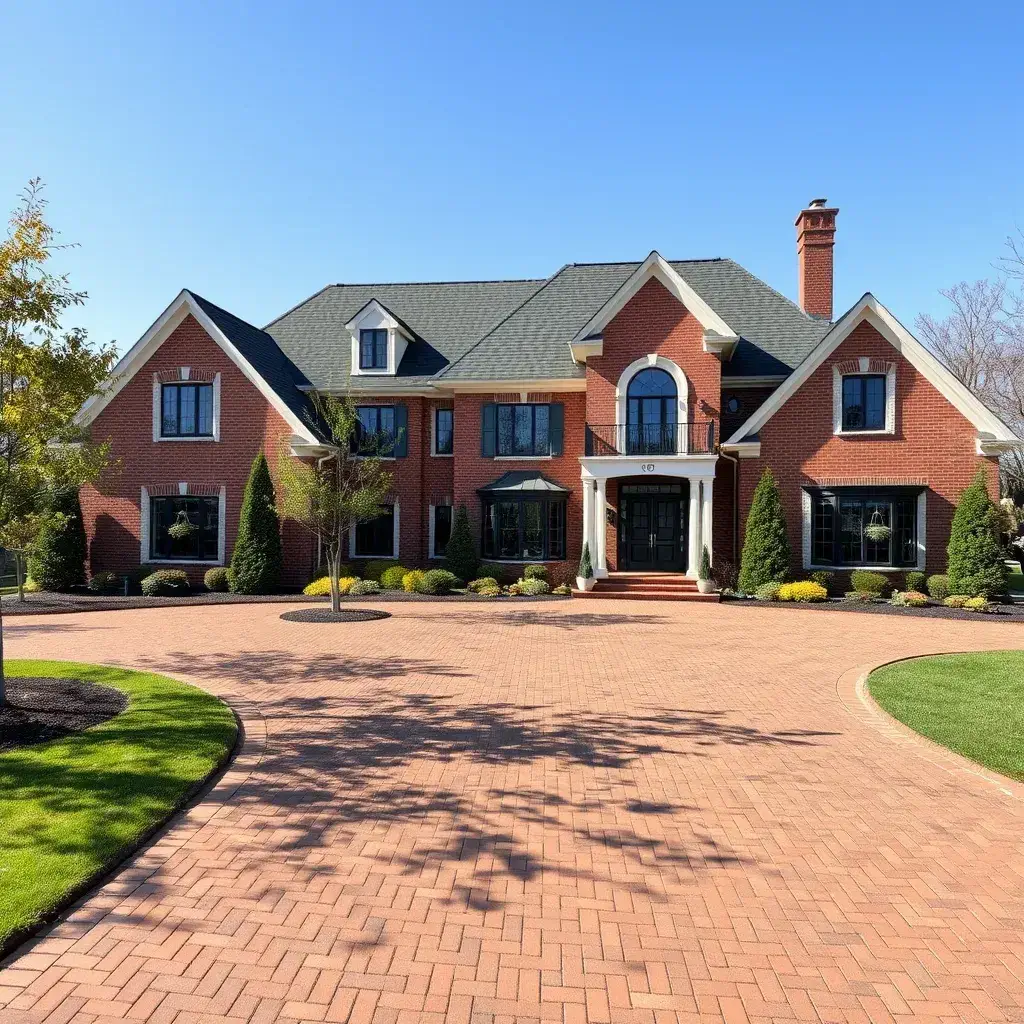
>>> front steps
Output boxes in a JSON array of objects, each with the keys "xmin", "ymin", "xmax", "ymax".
[{"xmin": 573, "ymin": 572, "xmax": 719, "ymax": 602}]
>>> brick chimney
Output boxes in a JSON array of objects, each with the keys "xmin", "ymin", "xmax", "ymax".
[{"xmin": 795, "ymin": 198, "xmax": 838, "ymax": 319}]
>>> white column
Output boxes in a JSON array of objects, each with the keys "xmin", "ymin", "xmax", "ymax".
[
  {"xmin": 687, "ymin": 478, "xmax": 700, "ymax": 578},
  {"xmin": 701, "ymin": 478, "xmax": 714, "ymax": 569},
  {"xmin": 581, "ymin": 473, "xmax": 594, "ymax": 569},
  {"xmin": 595, "ymin": 478, "xmax": 608, "ymax": 577}
]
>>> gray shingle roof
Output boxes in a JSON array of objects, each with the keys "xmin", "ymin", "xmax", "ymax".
[
  {"xmin": 255, "ymin": 259, "xmax": 831, "ymax": 392},
  {"xmin": 264, "ymin": 279, "xmax": 547, "ymax": 392}
]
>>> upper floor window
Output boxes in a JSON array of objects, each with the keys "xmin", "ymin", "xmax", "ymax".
[
  {"xmin": 359, "ymin": 329, "xmax": 388, "ymax": 370},
  {"xmin": 354, "ymin": 405, "xmax": 395, "ymax": 453},
  {"xmin": 161, "ymin": 382, "xmax": 213, "ymax": 438},
  {"xmin": 498, "ymin": 403, "xmax": 549, "ymax": 457},
  {"xmin": 841, "ymin": 374, "xmax": 886, "ymax": 432},
  {"xmin": 434, "ymin": 408, "xmax": 453, "ymax": 455}
]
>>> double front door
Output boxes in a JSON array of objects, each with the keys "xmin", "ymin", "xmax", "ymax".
[{"xmin": 620, "ymin": 483, "xmax": 687, "ymax": 571}]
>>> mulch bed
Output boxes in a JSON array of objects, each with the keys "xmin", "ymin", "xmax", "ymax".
[
  {"xmin": 723, "ymin": 595, "xmax": 1024, "ymax": 623},
  {"xmin": 0, "ymin": 678, "xmax": 128, "ymax": 752},
  {"xmin": 279, "ymin": 608, "xmax": 391, "ymax": 623}
]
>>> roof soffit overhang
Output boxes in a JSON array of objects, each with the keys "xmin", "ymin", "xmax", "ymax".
[{"xmin": 569, "ymin": 252, "xmax": 740, "ymax": 362}]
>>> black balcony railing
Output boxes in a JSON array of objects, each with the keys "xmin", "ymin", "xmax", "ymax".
[{"xmin": 585, "ymin": 420, "xmax": 716, "ymax": 457}]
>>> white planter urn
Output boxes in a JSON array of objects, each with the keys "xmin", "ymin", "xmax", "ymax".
[
  {"xmin": 576, "ymin": 576, "xmax": 596, "ymax": 592},
  {"xmin": 696, "ymin": 578, "xmax": 717, "ymax": 595}
]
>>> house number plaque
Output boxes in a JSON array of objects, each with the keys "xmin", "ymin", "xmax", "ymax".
[{"xmin": 640, "ymin": 463, "xmax": 656, "ymax": 473}]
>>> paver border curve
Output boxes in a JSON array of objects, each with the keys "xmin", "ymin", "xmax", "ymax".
[
  {"xmin": 0, "ymin": 664, "xmax": 268, "ymax": 966},
  {"xmin": 836, "ymin": 654, "xmax": 1024, "ymax": 803}
]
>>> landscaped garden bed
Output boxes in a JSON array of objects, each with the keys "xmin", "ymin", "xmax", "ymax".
[
  {"xmin": 723, "ymin": 591, "xmax": 1024, "ymax": 622},
  {"xmin": 869, "ymin": 652, "xmax": 1024, "ymax": 780},
  {"xmin": 0, "ymin": 660, "xmax": 237, "ymax": 957}
]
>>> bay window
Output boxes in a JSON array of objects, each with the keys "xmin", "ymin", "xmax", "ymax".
[{"xmin": 481, "ymin": 496, "xmax": 566, "ymax": 561}]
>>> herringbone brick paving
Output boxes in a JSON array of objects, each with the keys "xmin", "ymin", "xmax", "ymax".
[{"xmin": 0, "ymin": 600, "xmax": 1022, "ymax": 1023}]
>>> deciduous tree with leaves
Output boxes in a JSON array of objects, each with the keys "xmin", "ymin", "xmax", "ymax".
[
  {"xmin": 0, "ymin": 180, "xmax": 117, "ymax": 703},
  {"xmin": 276, "ymin": 394, "xmax": 394, "ymax": 613}
]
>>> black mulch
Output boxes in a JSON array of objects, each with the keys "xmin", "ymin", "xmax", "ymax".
[
  {"xmin": 723, "ymin": 595, "xmax": 1024, "ymax": 622},
  {"xmin": 280, "ymin": 608, "xmax": 392, "ymax": 623},
  {"xmin": 0, "ymin": 677, "xmax": 128, "ymax": 752}
]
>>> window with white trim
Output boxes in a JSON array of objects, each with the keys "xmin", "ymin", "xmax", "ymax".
[
  {"xmin": 354, "ymin": 505, "xmax": 396, "ymax": 557},
  {"xmin": 150, "ymin": 495, "xmax": 220, "ymax": 561},
  {"xmin": 431, "ymin": 505, "xmax": 452, "ymax": 557},
  {"xmin": 161, "ymin": 382, "xmax": 214, "ymax": 437},
  {"xmin": 359, "ymin": 329, "xmax": 388, "ymax": 370},
  {"xmin": 810, "ymin": 489, "xmax": 919, "ymax": 567},
  {"xmin": 841, "ymin": 375, "xmax": 886, "ymax": 431},
  {"xmin": 434, "ymin": 408, "xmax": 453, "ymax": 455}
]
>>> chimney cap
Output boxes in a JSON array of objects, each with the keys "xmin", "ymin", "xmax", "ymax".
[{"xmin": 808, "ymin": 197, "xmax": 828, "ymax": 208}]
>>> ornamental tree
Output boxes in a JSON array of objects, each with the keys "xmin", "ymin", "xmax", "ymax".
[
  {"xmin": 27, "ymin": 486, "xmax": 86, "ymax": 591},
  {"xmin": 0, "ymin": 180, "xmax": 116, "ymax": 703},
  {"xmin": 946, "ymin": 469, "xmax": 1008, "ymax": 597},
  {"xmin": 738, "ymin": 467, "xmax": 791, "ymax": 593},
  {"xmin": 443, "ymin": 505, "xmax": 478, "ymax": 583},
  {"xmin": 230, "ymin": 451, "xmax": 283, "ymax": 594},
  {"xmin": 276, "ymin": 393, "xmax": 394, "ymax": 613}
]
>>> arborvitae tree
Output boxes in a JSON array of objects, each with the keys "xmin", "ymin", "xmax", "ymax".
[
  {"xmin": 578, "ymin": 542, "xmax": 593, "ymax": 579},
  {"xmin": 28, "ymin": 487, "xmax": 87, "ymax": 591},
  {"xmin": 443, "ymin": 505, "xmax": 478, "ymax": 583},
  {"xmin": 738, "ymin": 467, "xmax": 791, "ymax": 593},
  {"xmin": 230, "ymin": 452, "xmax": 283, "ymax": 594},
  {"xmin": 947, "ymin": 469, "xmax": 1008, "ymax": 597}
]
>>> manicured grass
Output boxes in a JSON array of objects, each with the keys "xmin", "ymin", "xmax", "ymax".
[
  {"xmin": 1008, "ymin": 567, "xmax": 1024, "ymax": 594},
  {"xmin": 869, "ymin": 652, "xmax": 1024, "ymax": 781},
  {"xmin": 0, "ymin": 660, "xmax": 236, "ymax": 950}
]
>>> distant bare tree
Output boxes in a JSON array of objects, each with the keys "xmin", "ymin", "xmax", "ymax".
[{"xmin": 916, "ymin": 251, "xmax": 1024, "ymax": 503}]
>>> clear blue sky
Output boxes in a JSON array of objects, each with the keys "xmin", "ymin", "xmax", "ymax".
[{"xmin": 2, "ymin": 0, "xmax": 1022, "ymax": 354}]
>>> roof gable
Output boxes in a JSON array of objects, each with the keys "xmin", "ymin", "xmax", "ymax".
[{"xmin": 723, "ymin": 293, "xmax": 1021, "ymax": 452}]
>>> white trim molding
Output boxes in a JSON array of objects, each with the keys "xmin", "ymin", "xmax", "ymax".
[
  {"xmin": 346, "ymin": 299, "xmax": 412, "ymax": 377},
  {"xmin": 725, "ymin": 293, "xmax": 1022, "ymax": 452},
  {"xmin": 77, "ymin": 290, "xmax": 319, "ymax": 444},
  {"xmin": 831, "ymin": 358, "xmax": 896, "ymax": 436},
  {"xmin": 430, "ymin": 404, "xmax": 455, "ymax": 458},
  {"xmin": 428, "ymin": 503, "xmax": 453, "ymax": 559},
  {"xmin": 140, "ymin": 484, "xmax": 227, "ymax": 566},
  {"xmin": 349, "ymin": 503, "xmax": 401, "ymax": 559},
  {"xmin": 569, "ymin": 251, "xmax": 739, "ymax": 363},
  {"xmin": 720, "ymin": 440, "xmax": 761, "ymax": 458}
]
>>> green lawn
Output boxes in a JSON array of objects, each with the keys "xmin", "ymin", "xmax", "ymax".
[
  {"xmin": 869, "ymin": 652, "xmax": 1024, "ymax": 781},
  {"xmin": 0, "ymin": 660, "xmax": 236, "ymax": 951},
  {"xmin": 1008, "ymin": 567, "xmax": 1024, "ymax": 594}
]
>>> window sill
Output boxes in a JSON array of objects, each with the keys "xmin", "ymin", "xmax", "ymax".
[
  {"xmin": 493, "ymin": 455, "xmax": 552, "ymax": 461},
  {"xmin": 431, "ymin": 452, "xmax": 455, "ymax": 458},
  {"xmin": 833, "ymin": 429, "xmax": 894, "ymax": 438},
  {"xmin": 156, "ymin": 436, "xmax": 218, "ymax": 442},
  {"xmin": 484, "ymin": 558, "xmax": 557, "ymax": 564},
  {"xmin": 353, "ymin": 552, "xmax": 396, "ymax": 560},
  {"xmin": 147, "ymin": 558, "xmax": 222, "ymax": 565},
  {"xmin": 808, "ymin": 564, "xmax": 915, "ymax": 572}
]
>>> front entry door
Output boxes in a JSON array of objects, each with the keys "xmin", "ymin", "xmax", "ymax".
[{"xmin": 621, "ymin": 493, "xmax": 685, "ymax": 571}]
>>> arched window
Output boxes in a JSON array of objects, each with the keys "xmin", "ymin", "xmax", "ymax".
[{"xmin": 626, "ymin": 368, "xmax": 677, "ymax": 454}]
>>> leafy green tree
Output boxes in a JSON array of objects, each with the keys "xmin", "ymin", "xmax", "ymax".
[
  {"xmin": 738, "ymin": 467, "xmax": 791, "ymax": 592},
  {"xmin": 230, "ymin": 452, "xmax": 283, "ymax": 594},
  {"xmin": 277, "ymin": 393, "xmax": 393, "ymax": 613},
  {"xmin": 28, "ymin": 486, "xmax": 86, "ymax": 590},
  {"xmin": 443, "ymin": 506, "xmax": 478, "ymax": 583},
  {"xmin": 0, "ymin": 180, "xmax": 116, "ymax": 702},
  {"xmin": 947, "ymin": 469, "xmax": 1008, "ymax": 597}
]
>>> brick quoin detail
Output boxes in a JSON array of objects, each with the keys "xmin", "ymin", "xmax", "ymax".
[{"xmin": 737, "ymin": 320, "xmax": 999, "ymax": 577}]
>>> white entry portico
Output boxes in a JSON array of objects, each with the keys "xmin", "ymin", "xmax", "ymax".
[{"xmin": 579, "ymin": 454, "xmax": 718, "ymax": 578}]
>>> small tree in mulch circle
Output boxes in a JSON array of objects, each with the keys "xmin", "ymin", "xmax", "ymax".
[
  {"xmin": 947, "ymin": 469, "xmax": 1008, "ymax": 598},
  {"xmin": 443, "ymin": 505, "xmax": 478, "ymax": 584},
  {"xmin": 230, "ymin": 452, "xmax": 283, "ymax": 594},
  {"xmin": 738, "ymin": 467, "xmax": 791, "ymax": 593}
]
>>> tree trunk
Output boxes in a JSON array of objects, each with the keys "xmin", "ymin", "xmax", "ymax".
[{"xmin": 328, "ymin": 548, "xmax": 341, "ymax": 614}]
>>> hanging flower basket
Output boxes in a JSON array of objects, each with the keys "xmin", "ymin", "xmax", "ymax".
[
  {"xmin": 864, "ymin": 509, "xmax": 891, "ymax": 543},
  {"xmin": 167, "ymin": 509, "xmax": 196, "ymax": 540}
]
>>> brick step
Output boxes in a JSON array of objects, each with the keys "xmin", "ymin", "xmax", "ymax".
[
  {"xmin": 574, "ymin": 588, "xmax": 719, "ymax": 602},
  {"xmin": 599, "ymin": 580, "xmax": 697, "ymax": 591}
]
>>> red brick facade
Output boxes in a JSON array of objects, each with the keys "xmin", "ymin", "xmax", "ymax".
[{"xmin": 81, "ymin": 287, "xmax": 1004, "ymax": 591}]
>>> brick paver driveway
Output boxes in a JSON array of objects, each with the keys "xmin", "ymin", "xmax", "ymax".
[{"xmin": 1, "ymin": 600, "xmax": 1023, "ymax": 1024}]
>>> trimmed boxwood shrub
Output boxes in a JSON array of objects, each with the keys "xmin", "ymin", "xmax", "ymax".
[
  {"xmin": 964, "ymin": 596, "xmax": 994, "ymax": 612},
  {"xmin": 738, "ymin": 468, "xmax": 790, "ymax": 593},
  {"xmin": 516, "ymin": 578, "xmax": 550, "ymax": 596},
  {"xmin": 809, "ymin": 570, "xmax": 835, "ymax": 594},
  {"xmin": 905, "ymin": 571, "xmax": 926, "ymax": 593},
  {"xmin": 416, "ymin": 569, "xmax": 460, "ymax": 595},
  {"xmin": 204, "ymin": 567, "xmax": 230, "ymax": 592},
  {"xmin": 444, "ymin": 506, "xmax": 479, "ymax": 583},
  {"xmin": 87, "ymin": 571, "xmax": 120, "ymax": 593},
  {"xmin": 141, "ymin": 569, "xmax": 190, "ymax": 596},
  {"xmin": 850, "ymin": 569, "xmax": 888, "ymax": 596},
  {"xmin": 380, "ymin": 565, "xmax": 410, "ymax": 589},
  {"xmin": 29, "ymin": 487, "xmax": 87, "ymax": 591},
  {"xmin": 947, "ymin": 470, "xmax": 1008, "ymax": 598},
  {"xmin": 944, "ymin": 594, "xmax": 971, "ymax": 608},
  {"xmin": 402, "ymin": 569, "xmax": 425, "ymax": 593},
  {"xmin": 230, "ymin": 452, "xmax": 283, "ymax": 594},
  {"xmin": 360, "ymin": 559, "xmax": 401, "ymax": 583},
  {"xmin": 778, "ymin": 581, "xmax": 827, "ymax": 602},
  {"xmin": 523, "ymin": 564, "xmax": 549, "ymax": 582},
  {"xmin": 926, "ymin": 574, "xmax": 950, "ymax": 600},
  {"xmin": 890, "ymin": 590, "xmax": 929, "ymax": 608},
  {"xmin": 468, "ymin": 577, "xmax": 499, "ymax": 592},
  {"xmin": 349, "ymin": 579, "xmax": 381, "ymax": 595}
]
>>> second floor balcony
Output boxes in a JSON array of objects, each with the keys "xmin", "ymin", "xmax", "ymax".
[{"xmin": 585, "ymin": 420, "xmax": 716, "ymax": 457}]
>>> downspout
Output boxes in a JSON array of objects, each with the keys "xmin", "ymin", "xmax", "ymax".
[{"xmin": 718, "ymin": 448, "xmax": 740, "ymax": 565}]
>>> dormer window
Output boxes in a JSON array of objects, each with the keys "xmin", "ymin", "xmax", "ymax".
[{"xmin": 359, "ymin": 329, "xmax": 388, "ymax": 370}]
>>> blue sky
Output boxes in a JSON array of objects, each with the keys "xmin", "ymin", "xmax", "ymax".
[{"xmin": 2, "ymin": 0, "xmax": 1022, "ymax": 354}]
